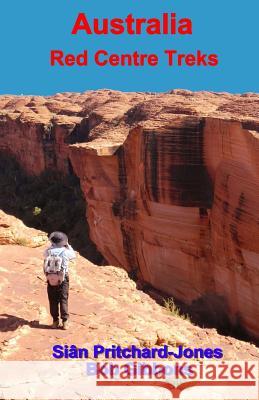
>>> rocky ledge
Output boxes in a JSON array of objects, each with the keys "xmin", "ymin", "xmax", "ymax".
[{"xmin": 1, "ymin": 240, "xmax": 259, "ymax": 362}]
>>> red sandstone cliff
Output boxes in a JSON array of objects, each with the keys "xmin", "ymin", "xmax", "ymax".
[{"xmin": 0, "ymin": 89, "xmax": 259, "ymax": 339}]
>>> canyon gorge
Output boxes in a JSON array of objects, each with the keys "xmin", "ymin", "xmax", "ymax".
[{"xmin": 0, "ymin": 89, "xmax": 259, "ymax": 341}]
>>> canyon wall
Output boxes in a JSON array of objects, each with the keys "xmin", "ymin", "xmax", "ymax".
[
  {"xmin": 70, "ymin": 115, "xmax": 259, "ymax": 338},
  {"xmin": 0, "ymin": 90, "xmax": 259, "ymax": 338},
  {"xmin": 0, "ymin": 108, "xmax": 81, "ymax": 174},
  {"xmin": 0, "ymin": 91, "xmax": 144, "ymax": 175}
]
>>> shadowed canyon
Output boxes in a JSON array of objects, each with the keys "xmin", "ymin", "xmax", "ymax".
[{"xmin": 0, "ymin": 89, "xmax": 259, "ymax": 360}]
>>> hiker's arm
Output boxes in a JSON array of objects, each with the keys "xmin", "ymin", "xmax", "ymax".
[{"xmin": 65, "ymin": 244, "xmax": 76, "ymax": 260}]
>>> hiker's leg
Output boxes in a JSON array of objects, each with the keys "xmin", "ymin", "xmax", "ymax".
[
  {"xmin": 60, "ymin": 275, "xmax": 69, "ymax": 322},
  {"xmin": 47, "ymin": 285, "xmax": 59, "ymax": 321}
]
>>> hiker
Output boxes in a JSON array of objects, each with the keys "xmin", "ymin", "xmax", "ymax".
[{"xmin": 43, "ymin": 231, "xmax": 76, "ymax": 330}]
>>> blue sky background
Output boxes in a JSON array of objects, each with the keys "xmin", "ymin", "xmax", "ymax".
[{"xmin": 0, "ymin": 0, "xmax": 258, "ymax": 95}]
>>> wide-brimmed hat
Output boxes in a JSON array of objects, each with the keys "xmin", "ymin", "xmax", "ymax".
[{"xmin": 49, "ymin": 231, "xmax": 68, "ymax": 247}]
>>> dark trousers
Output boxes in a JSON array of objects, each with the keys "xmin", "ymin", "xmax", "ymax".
[{"xmin": 47, "ymin": 275, "xmax": 69, "ymax": 322}]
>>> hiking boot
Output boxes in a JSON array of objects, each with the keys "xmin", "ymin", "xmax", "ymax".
[
  {"xmin": 62, "ymin": 320, "xmax": 69, "ymax": 330},
  {"xmin": 51, "ymin": 320, "xmax": 60, "ymax": 329}
]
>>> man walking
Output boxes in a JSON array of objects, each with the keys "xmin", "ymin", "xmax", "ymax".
[{"xmin": 43, "ymin": 231, "xmax": 76, "ymax": 330}]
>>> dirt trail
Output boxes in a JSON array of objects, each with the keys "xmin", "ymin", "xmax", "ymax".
[{"xmin": 0, "ymin": 244, "xmax": 259, "ymax": 362}]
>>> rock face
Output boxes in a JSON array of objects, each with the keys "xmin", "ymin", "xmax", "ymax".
[
  {"xmin": 0, "ymin": 91, "xmax": 145, "ymax": 174},
  {"xmin": 0, "ymin": 90, "xmax": 259, "ymax": 339}
]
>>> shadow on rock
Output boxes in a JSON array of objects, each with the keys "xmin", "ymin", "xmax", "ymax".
[
  {"xmin": 0, "ymin": 152, "xmax": 104, "ymax": 264},
  {"xmin": 0, "ymin": 314, "xmax": 52, "ymax": 331}
]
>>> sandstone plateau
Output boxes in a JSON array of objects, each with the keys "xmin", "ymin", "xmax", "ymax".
[{"xmin": 0, "ymin": 89, "xmax": 259, "ymax": 340}]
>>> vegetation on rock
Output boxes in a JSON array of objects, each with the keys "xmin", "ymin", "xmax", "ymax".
[{"xmin": 0, "ymin": 152, "xmax": 102, "ymax": 263}]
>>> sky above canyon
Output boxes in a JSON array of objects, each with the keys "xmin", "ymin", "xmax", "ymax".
[{"xmin": 0, "ymin": 0, "xmax": 258, "ymax": 95}]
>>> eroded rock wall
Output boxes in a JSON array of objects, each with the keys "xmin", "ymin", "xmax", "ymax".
[
  {"xmin": 0, "ymin": 91, "xmax": 145, "ymax": 174},
  {"xmin": 70, "ymin": 114, "xmax": 259, "ymax": 339},
  {"xmin": 1, "ymin": 90, "xmax": 259, "ymax": 338},
  {"xmin": 0, "ymin": 115, "xmax": 80, "ymax": 175},
  {"xmin": 0, "ymin": 116, "xmax": 46, "ymax": 174},
  {"xmin": 204, "ymin": 119, "xmax": 259, "ymax": 337}
]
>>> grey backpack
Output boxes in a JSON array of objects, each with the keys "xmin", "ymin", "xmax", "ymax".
[{"xmin": 44, "ymin": 249, "xmax": 65, "ymax": 286}]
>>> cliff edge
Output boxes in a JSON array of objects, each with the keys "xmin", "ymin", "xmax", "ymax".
[{"xmin": 0, "ymin": 89, "xmax": 259, "ymax": 339}]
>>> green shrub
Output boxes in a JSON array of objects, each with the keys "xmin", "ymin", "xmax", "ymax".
[{"xmin": 33, "ymin": 207, "xmax": 42, "ymax": 216}]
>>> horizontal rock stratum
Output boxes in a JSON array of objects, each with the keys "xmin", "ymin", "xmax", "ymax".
[{"xmin": 0, "ymin": 89, "xmax": 259, "ymax": 339}]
